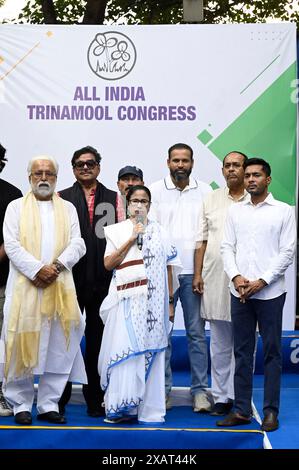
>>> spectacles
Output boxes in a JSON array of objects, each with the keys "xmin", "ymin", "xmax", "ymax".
[
  {"xmin": 73, "ymin": 160, "xmax": 98, "ymax": 169},
  {"xmin": 129, "ymin": 199, "xmax": 150, "ymax": 206},
  {"xmin": 31, "ymin": 171, "xmax": 57, "ymax": 179}
]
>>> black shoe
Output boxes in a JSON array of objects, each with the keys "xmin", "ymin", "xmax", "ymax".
[
  {"xmin": 216, "ymin": 412, "xmax": 251, "ymax": 427},
  {"xmin": 14, "ymin": 411, "xmax": 32, "ymax": 425},
  {"xmin": 37, "ymin": 411, "xmax": 66, "ymax": 424},
  {"xmin": 210, "ymin": 401, "xmax": 233, "ymax": 416},
  {"xmin": 261, "ymin": 412, "xmax": 279, "ymax": 432},
  {"xmin": 87, "ymin": 407, "xmax": 105, "ymax": 417}
]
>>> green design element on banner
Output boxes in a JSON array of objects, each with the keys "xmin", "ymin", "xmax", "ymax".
[
  {"xmin": 198, "ymin": 129, "xmax": 213, "ymax": 145},
  {"xmin": 240, "ymin": 55, "xmax": 280, "ymax": 94},
  {"xmin": 210, "ymin": 181, "xmax": 219, "ymax": 190},
  {"xmin": 208, "ymin": 62, "xmax": 297, "ymax": 205}
]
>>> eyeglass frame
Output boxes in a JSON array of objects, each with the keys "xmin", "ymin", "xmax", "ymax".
[
  {"xmin": 129, "ymin": 198, "xmax": 150, "ymax": 206},
  {"xmin": 30, "ymin": 171, "xmax": 57, "ymax": 179}
]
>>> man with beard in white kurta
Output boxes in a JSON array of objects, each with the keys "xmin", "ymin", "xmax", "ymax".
[{"xmin": 1, "ymin": 156, "xmax": 87, "ymax": 425}]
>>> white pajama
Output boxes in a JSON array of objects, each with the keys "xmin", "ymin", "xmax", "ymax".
[
  {"xmin": 209, "ymin": 320, "xmax": 234, "ymax": 403},
  {"xmin": 5, "ymin": 372, "xmax": 69, "ymax": 414}
]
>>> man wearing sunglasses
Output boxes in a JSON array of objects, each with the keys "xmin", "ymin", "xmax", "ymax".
[{"xmin": 58, "ymin": 146, "xmax": 118, "ymax": 418}]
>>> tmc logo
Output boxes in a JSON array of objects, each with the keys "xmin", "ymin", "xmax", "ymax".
[{"xmin": 87, "ymin": 31, "xmax": 137, "ymax": 81}]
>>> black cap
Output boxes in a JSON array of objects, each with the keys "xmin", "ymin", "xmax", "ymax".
[{"xmin": 118, "ymin": 165, "xmax": 143, "ymax": 180}]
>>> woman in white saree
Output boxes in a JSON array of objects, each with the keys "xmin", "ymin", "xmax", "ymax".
[{"xmin": 98, "ymin": 186, "xmax": 180, "ymax": 424}]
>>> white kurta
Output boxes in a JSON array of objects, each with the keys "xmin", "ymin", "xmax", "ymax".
[
  {"xmin": 1, "ymin": 197, "xmax": 87, "ymax": 383},
  {"xmin": 199, "ymin": 187, "xmax": 249, "ymax": 321}
]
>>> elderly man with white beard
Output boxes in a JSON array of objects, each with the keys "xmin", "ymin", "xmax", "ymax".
[{"xmin": 1, "ymin": 156, "xmax": 87, "ymax": 425}]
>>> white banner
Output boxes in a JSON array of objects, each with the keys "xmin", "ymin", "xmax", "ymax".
[{"xmin": 0, "ymin": 23, "xmax": 297, "ymax": 328}]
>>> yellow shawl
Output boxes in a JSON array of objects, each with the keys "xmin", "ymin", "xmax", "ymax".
[{"xmin": 5, "ymin": 191, "xmax": 81, "ymax": 381}]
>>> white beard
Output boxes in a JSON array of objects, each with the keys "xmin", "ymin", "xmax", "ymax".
[{"xmin": 31, "ymin": 181, "xmax": 55, "ymax": 198}]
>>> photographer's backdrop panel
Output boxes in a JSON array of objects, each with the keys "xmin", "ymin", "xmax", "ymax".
[{"xmin": 0, "ymin": 23, "xmax": 297, "ymax": 329}]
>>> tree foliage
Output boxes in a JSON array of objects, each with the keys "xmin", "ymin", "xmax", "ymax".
[{"xmin": 5, "ymin": 0, "xmax": 299, "ymax": 26}]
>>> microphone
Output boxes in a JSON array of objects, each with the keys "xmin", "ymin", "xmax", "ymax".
[{"xmin": 135, "ymin": 210, "xmax": 144, "ymax": 250}]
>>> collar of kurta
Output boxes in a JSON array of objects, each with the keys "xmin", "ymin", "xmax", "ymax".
[
  {"xmin": 164, "ymin": 174, "xmax": 198, "ymax": 191},
  {"xmin": 225, "ymin": 187, "xmax": 249, "ymax": 202}
]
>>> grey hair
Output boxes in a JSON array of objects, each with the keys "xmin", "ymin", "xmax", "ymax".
[{"xmin": 27, "ymin": 155, "xmax": 59, "ymax": 175}]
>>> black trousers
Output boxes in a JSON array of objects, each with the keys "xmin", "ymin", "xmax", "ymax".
[
  {"xmin": 59, "ymin": 291, "xmax": 106, "ymax": 412},
  {"xmin": 231, "ymin": 293, "xmax": 285, "ymax": 417}
]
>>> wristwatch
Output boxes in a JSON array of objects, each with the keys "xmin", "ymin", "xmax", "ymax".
[
  {"xmin": 169, "ymin": 296, "xmax": 174, "ymax": 304},
  {"xmin": 54, "ymin": 260, "xmax": 65, "ymax": 274}
]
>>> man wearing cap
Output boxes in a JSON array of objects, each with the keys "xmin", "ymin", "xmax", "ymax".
[
  {"xmin": 117, "ymin": 166, "xmax": 144, "ymax": 221},
  {"xmin": 58, "ymin": 146, "xmax": 119, "ymax": 417}
]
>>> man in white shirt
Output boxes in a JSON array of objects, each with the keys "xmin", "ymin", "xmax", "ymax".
[
  {"xmin": 149, "ymin": 143, "xmax": 212, "ymax": 412},
  {"xmin": 1, "ymin": 156, "xmax": 87, "ymax": 425},
  {"xmin": 218, "ymin": 158, "xmax": 296, "ymax": 432},
  {"xmin": 193, "ymin": 151, "xmax": 249, "ymax": 416}
]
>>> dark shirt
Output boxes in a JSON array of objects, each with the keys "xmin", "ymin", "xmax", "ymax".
[
  {"xmin": 0, "ymin": 178, "xmax": 22, "ymax": 287},
  {"xmin": 59, "ymin": 181, "xmax": 117, "ymax": 302}
]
